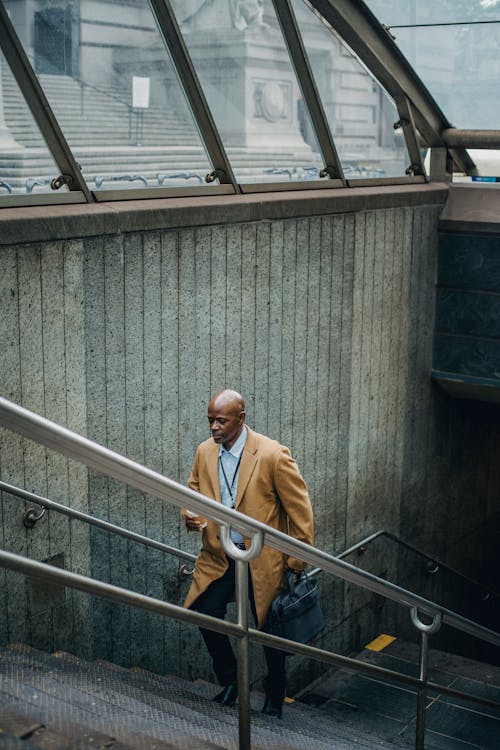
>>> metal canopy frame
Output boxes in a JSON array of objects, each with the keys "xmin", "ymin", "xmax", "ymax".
[
  {"xmin": 271, "ymin": 0, "xmax": 346, "ymax": 184},
  {"xmin": 306, "ymin": 0, "xmax": 476, "ymax": 175},
  {"xmin": 147, "ymin": 0, "xmax": 239, "ymax": 192},
  {"xmin": 1, "ymin": 0, "xmax": 495, "ymax": 205}
]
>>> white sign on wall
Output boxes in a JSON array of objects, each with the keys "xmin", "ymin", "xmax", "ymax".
[{"xmin": 132, "ymin": 76, "xmax": 150, "ymax": 109}]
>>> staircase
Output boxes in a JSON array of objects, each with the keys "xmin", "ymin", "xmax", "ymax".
[
  {"xmin": 1, "ymin": 640, "xmax": 499, "ymax": 749},
  {"xmin": 0, "ymin": 71, "xmax": 320, "ymax": 192},
  {"xmin": 1, "ymin": 72, "xmax": 197, "ymax": 150},
  {"xmin": 298, "ymin": 637, "xmax": 500, "ymax": 749}
]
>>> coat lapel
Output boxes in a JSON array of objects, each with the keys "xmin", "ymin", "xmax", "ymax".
[
  {"xmin": 207, "ymin": 441, "xmax": 221, "ymax": 501},
  {"xmin": 235, "ymin": 428, "xmax": 258, "ymax": 508}
]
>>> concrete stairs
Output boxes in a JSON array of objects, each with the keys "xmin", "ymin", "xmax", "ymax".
[
  {"xmin": 0, "ymin": 71, "xmax": 320, "ymax": 192},
  {"xmin": 298, "ymin": 638, "xmax": 500, "ymax": 749},
  {"xmin": 2, "ymin": 73, "xmax": 196, "ymax": 150},
  {"xmin": 0, "ymin": 642, "xmax": 419, "ymax": 750},
  {"xmin": 1, "ymin": 640, "xmax": 499, "ymax": 749}
]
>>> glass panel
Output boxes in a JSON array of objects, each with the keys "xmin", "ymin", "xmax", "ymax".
[
  {"xmin": 365, "ymin": 1, "xmax": 500, "ymax": 130},
  {"xmin": 292, "ymin": 0, "xmax": 410, "ymax": 179},
  {"xmin": 4, "ymin": 0, "xmax": 214, "ymax": 192},
  {"xmin": 170, "ymin": 0, "xmax": 323, "ymax": 184},
  {"xmin": 0, "ymin": 52, "xmax": 63, "ymax": 196}
]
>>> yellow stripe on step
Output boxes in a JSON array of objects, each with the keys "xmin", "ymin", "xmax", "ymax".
[{"xmin": 365, "ymin": 634, "xmax": 396, "ymax": 652}]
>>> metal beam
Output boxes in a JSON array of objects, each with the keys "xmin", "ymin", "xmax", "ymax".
[
  {"xmin": 0, "ymin": 3, "xmax": 92, "ymax": 201},
  {"xmin": 307, "ymin": 0, "xmax": 475, "ymax": 174},
  {"xmin": 442, "ymin": 130, "xmax": 500, "ymax": 149},
  {"xmin": 394, "ymin": 95, "xmax": 426, "ymax": 178},
  {"xmin": 271, "ymin": 0, "xmax": 345, "ymax": 184},
  {"xmin": 148, "ymin": 0, "xmax": 239, "ymax": 191}
]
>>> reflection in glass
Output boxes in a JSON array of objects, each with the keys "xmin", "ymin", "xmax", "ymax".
[
  {"xmin": 366, "ymin": 0, "xmax": 499, "ymax": 28},
  {"xmin": 292, "ymin": 0, "xmax": 410, "ymax": 179},
  {"xmin": 171, "ymin": 0, "xmax": 323, "ymax": 183},
  {"xmin": 3, "ymin": 0, "xmax": 214, "ymax": 191},
  {"xmin": 0, "ymin": 53, "xmax": 63, "ymax": 196}
]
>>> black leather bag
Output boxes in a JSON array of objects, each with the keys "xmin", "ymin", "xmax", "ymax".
[{"xmin": 266, "ymin": 569, "xmax": 325, "ymax": 647}]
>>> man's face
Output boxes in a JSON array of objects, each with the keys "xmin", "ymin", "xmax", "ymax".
[{"xmin": 207, "ymin": 398, "xmax": 245, "ymax": 450}]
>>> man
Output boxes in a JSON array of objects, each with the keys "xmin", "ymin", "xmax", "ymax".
[{"xmin": 183, "ymin": 388, "xmax": 314, "ymax": 718}]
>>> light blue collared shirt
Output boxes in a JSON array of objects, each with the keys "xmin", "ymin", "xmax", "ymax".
[{"xmin": 218, "ymin": 427, "xmax": 247, "ymax": 543}]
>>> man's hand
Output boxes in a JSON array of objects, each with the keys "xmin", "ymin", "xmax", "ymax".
[
  {"xmin": 182, "ymin": 509, "xmax": 207, "ymax": 532},
  {"xmin": 288, "ymin": 566, "xmax": 304, "ymax": 583}
]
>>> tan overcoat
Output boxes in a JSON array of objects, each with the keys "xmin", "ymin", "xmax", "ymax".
[{"xmin": 183, "ymin": 427, "xmax": 314, "ymax": 627}]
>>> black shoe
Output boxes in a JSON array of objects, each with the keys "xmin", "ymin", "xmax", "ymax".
[
  {"xmin": 262, "ymin": 696, "xmax": 283, "ymax": 718},
  {"xmin": 212, "ymin": 683, "xmax": 238, "ymax": 706}
]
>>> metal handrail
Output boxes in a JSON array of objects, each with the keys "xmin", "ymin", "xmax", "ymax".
[
  {"xmin": 4, "ymin": 475, "xmax": 494, "ymax": 606},
  {"xmin": 1, "ymin": 548, "xmax": 499, "ymax": 714},
  {"xmin": 0, "ymin": 396, "xmax": 498, "ymax": 649},
  {"xmin": 0, "ymin": 395, "xmax": 499, "ymax": 749},
  {"xmin": 310, "ymin": 530, "xmax": 500, "ymax": 601},
  {"xmin": 0, "ymin": 480, "xmax": 197, "ymax": 565}
]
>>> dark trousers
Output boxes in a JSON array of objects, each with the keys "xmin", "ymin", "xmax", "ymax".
[{"xmin": 190, "ymin": 558, "xmax": 286, "ymax": 702}]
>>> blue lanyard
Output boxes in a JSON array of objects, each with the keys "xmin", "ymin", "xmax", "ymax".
[{"xmin": 219, "ymin": 451, "xmax": 243, "ymax": 508}]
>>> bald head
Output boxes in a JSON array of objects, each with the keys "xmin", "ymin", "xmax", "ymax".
[
  {"xmin": 207, "ymin": 389, "xmax": 246, "ymax": 449},
  {"xmin": 210, "ymin": 389, "xmax": 245, "ymax": 412}
]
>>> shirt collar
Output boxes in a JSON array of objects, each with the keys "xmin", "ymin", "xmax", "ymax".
[{"xmin": 220, "ymin": 426, "xmax": 247, "ymax": 458}]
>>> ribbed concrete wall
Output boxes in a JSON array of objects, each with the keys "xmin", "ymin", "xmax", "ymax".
[{"xmin": 1, "ymin": 193, "xmax": 496, "ymax": 688}]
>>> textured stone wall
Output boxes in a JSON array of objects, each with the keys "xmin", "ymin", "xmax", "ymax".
[{"xmin": 2, "ymin": 195, "xmax": 496, "ymax": 690}]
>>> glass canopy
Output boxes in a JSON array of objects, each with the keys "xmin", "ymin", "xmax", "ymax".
[
  {"xmin": 0, "ymin": 0, "xmax": 497, "ymax": 202},
  {"xmin": 0, "ymin": 51, "xmax": 65, "ymax": 196},
  {"xmin": 5, "ymin": 0, "xmax": 215, "ymax": 192},
  {"xmin": 365, "ymin": 0, "xmax": 500, "ymax": 130},
  {"xmin": 292, "ymin": 0, "xmax": 410, "ymax": 179}
]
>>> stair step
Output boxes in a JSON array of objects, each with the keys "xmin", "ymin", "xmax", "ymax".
[
  {"xmin": 1, "ymin": 71, "xmax": 320, "ymax": 189},
  {"xmin": 0, "ymin": 644, "xmax": 407, "ymax": 750},
  {"xmin": 0, "ymin": 652, "xmax": 224, "ymax": 749},
  {"xmin": 382, "ymin": 639, "xmax": 500, "ymax": 687},
  {"xmin": 298, "ymin": 639, "xmax": 500, "ymax": 750}
]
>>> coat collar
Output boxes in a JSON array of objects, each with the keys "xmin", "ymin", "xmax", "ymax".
[{"xmin": 206, "ymin": 426, "xmax": 259, "ymax": 507}]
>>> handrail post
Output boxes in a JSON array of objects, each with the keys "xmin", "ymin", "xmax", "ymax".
[
  {"xmin": 235, "ymin": 558, "xmax": 251, "ymax": 750},
  {"xmin": 415, "ymin": 627, "xmax": 429, "ymax": 750},
  {"xmin": 411, "ymin": 608, "xmax": 442, "ymax": 750}
]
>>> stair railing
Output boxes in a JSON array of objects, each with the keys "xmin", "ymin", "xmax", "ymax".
[
  {"xmin": 0, "ymin": 479, "xmax": 196, "ymax": 567},
  {"xmin": 5, "ymin": 476, "xmax": 496, "ymax": 598},
  {"xmin": 307, "ymin": 529, "xmax": 500, "ymax": 602},
  {"xmin": 0, "ymin": 395, "xmax": 500, "ymax": 750},
  {"xmin": 310, "ymin": 529, "xmax": 499, "ymax": 603}
]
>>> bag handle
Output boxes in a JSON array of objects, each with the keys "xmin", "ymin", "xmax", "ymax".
[{"xmin": 285, "ymin": 568, "xmax": 306, "ymax": 595}]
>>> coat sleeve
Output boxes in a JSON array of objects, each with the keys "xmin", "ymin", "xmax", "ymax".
[{"xmin": 273, "ymin": 446, "xmax": 314, "ymax": 572}]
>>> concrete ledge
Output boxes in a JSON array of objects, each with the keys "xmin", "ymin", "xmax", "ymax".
[
  {"xmin": 439, "ymin": 183, "xmax": 500, "ymax": 235},
  {"xmin": 432, "ymin": 371, "xmax": 500, "ymax": 404},
  {"xmin": 0, "ymin": 183, "xmax": 449, "ymax": 245}
]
